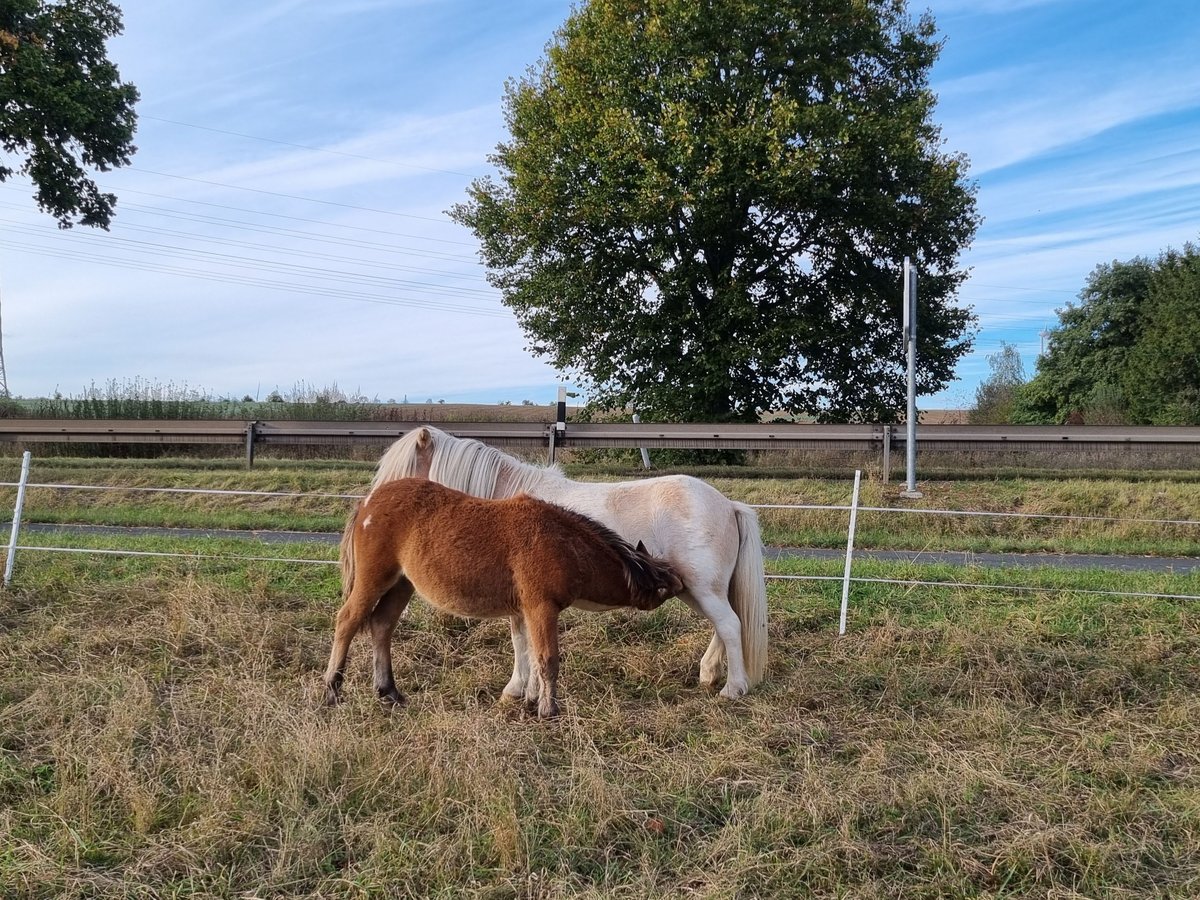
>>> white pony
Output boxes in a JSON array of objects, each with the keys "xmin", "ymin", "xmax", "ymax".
[{"xmin": 363, "ymin": 425, "xmax": 767, "ymax": 699}]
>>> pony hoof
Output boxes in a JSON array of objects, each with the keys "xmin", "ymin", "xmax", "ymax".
[
  {"xmin": 719, "ymin": 683, "xmax": 748, "ymax": 700},
  {"xmin": 324, "ymin": 687, "xmax": 342, "ymax": 706},
  {"xmin": 377, "ymin": 689, "xmax": 406, "ymax": 708},
  {"xmin": 537, "ymin": 700, "xmax": 561, "ymax": 719}
]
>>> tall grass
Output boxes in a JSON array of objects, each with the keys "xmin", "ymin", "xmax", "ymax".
[
  {"xmin": 7, "ymin": 380, "xmax": 562, "ymax": 425},
  {"xmin": 1, "ymin": 549, "xmax": 1197, "ymax": 897}
]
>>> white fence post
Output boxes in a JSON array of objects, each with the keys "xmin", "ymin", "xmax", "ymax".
[
  {"xmin": 4, "ymin": 450, "xmax": 32, "ymax": 587},
  {"xmin": 838, "ymin": 469, "xmax": 863, "ymax": 635}
]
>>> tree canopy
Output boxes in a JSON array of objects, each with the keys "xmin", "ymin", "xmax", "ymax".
[
  {"xmin": 451, "ymin": 0, "xmax": 979, "ymax": 423},
  {"xmin": 968, "ymin": 341, "xmax": 1025, "ymax": 424},
  {"xmin": 1016, "ymin": 245, "xmax": 1200, "ymax": 425},
  {"xmin": 0, "ymin": 0, "xmax": 138, "ymax": 228}
]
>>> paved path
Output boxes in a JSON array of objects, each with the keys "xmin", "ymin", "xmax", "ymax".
[{"xmin": 19, "ymin": 523, "xmax": 1200, "ymax": 574}]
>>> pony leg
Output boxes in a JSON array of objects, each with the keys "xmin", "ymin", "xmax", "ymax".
[
  {"xmin": 699, "ymin": 633, "xmax": 727, "ymax": 690},
  {"xmin": 368, "ymin": 580, "xmax": 413, "ymax": 706},
  {"xmin": 523, "ymin": 604, "xmax": 561, "ymax": 718},
  {"xmin": 683, "ymin": 589, "xmax": 750, "ymax": 699},
  {"xmin": 502, "ymin": 615, "xmax": 532, "ymax": 701},
  {"xmin": 324, "ymin": 569, "xmax": 397, "ymax": 705}
]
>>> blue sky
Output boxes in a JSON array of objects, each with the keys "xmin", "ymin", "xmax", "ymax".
[{"xmin": 3, "ymin": 0, "xmax": 1198, "ymax": 411}]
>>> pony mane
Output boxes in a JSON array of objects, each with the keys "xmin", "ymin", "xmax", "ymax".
[{"xmin": 373, "ymin": 426, "xmax": 562, "ymax": 499}]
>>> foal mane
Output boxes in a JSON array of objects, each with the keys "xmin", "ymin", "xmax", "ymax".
[
  {"xmin": 548, "ymin": 501, "xmax": 677, "ymax": 601},
  {"xmin": 373, "ymin": 426, "xmax": 562, "ymax": 499}
]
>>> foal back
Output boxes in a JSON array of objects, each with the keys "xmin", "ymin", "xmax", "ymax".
[{"xmin": 352, "ymin": 479, "xmax": 681, "ymax": 615}]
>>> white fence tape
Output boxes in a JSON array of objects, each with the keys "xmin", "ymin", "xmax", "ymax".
[{"xmin": 4, "ymin": 468, "xmax": 1199, "ymax": 623}]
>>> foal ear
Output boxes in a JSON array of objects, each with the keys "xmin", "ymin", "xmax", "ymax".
[
  {"xmin": 635, "ymin": 540, "xmax": 648, "ymax": 554},
  {"xmin": 415, "ymin": 426, "xmax": 430, "ymax": 449}
]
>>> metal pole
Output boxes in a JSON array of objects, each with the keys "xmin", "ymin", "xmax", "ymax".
[
  {"xmin": 838, "ymin": 469, "xmax": 862, "ymax": 635},
  {"xmin": 901, "ymin": 258, "xmax": 923, "ymax": 499},
  {"xmin": 4, "ymin": 450, "xmax": 31, "ymax": 587}
]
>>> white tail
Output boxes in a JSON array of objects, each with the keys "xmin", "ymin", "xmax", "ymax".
[{"xmin": 731, "ymin": 503, "xmax": 768, "ymax": 687}]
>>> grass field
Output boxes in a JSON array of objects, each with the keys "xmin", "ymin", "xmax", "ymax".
[{"xmin": 1, "ymin": 457, "xmax": 1199, "ymax": 897}]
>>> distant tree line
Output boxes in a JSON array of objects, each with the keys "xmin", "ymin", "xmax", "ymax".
[{"xmin": 972, "ymin": 242, "xmax": 1200, "ymax": 426}]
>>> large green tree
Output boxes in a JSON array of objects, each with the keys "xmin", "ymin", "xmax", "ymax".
[
  {"xmin": 1014, "ymin": 258, "xmax": 1154, "ymax": 423},
  {"xmin": 1015, "ymin": 245, "xmax": 1200, "ymax": 425},
  {"xmin": 0, "ymin": 0, "xmax": 138, "ymax": 228},
  {"xmin": 1123, "ymin": 244, "xmax": 1200, "ymax": 424},
  {"xmin": 451, "ymin": 0, "xmax": 979, "ymax": 423}
]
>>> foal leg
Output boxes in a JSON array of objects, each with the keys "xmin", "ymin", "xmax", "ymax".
[
  {"xmin": 368, "ymin": 579, "xmax": 413, "ymax": 706},
  {"xmin": 502, "ymin": 615, "xmax": 533, "ymax": 701},
  {"xmin": 523, "ymin": 603, "xmax": 561, "ymax": 718},
  {"xmin": 324, "ymin": 567, "xmax": 399, "ymax": 705}
]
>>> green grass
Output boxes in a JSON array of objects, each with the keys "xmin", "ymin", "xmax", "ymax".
[{"xmin": 1, "ymin": 543, "xmax": 1197, "ymax": 897}]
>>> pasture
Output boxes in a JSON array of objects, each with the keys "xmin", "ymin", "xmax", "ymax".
[{"xmin": 1, "ymin": 457, "xmax": 1199, "ymax": 897}]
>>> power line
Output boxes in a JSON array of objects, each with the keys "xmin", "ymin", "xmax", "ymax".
[
  {"xmin": 129, "ymin": 167, "xmax": 456, "ymax": 225},
  {"xmin": 139, "ymin": 114, "xmax": 477, "ymax": 179},
  {"xmin": 0, "ymin": 213, "xmax": 492, "ymax": 294},
  {"xmin": 2, "ymin": 239, "xmax": 511, "ymax": 318}
]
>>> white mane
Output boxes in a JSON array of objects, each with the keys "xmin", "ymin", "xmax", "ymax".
[{"xmin": 372, "ymin": 426, "xmax": 563, "ymax": 499}]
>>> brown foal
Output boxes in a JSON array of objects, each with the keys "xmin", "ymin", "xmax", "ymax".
[{"xmin": 324, "ymin": 478, "xmax": 684, "ymax": 717}]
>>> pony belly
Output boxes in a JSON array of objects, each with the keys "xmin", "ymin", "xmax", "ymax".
[{"xmin": 413, "ymin": 583, "xmax": 519, "ymax": 619}]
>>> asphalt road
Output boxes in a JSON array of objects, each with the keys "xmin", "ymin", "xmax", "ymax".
[{"xmin": 17, "ymin": 523, "xmax": 1200, "ymax": 575}]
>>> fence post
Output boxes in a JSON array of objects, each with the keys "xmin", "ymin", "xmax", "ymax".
[
  {"xmin": 4, "ymin": 450, "xmax": 32, "ymax": 588},
  {"xmin": 901, "ymin": 258, "xmax": 923, "ymax": 499},
  {"xmin": 838, "ymin": 469, "xmax": 862, "ymax": 635}
]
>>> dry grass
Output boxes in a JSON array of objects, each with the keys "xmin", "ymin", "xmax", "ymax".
[{"xmin": 2, "ymin": 555, "xmax": 1198, "ymax": 898}]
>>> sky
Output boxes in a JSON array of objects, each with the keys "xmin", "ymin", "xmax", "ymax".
[{"xmin": 2, "ymin": 0, "xmax": 1198, "ymax": 411}]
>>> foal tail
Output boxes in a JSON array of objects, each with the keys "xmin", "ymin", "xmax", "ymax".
[
  {"xmin": 338, "ymin": 502, "xmax": 362, "ymax": 601},
  {"xmin": 731, "ymin": 503, "xmax": 768, "ymax": 688}
]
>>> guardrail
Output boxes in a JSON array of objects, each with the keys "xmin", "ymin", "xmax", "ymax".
[{"xmin": 0, "ymin": 419, "xmax": 1197, "ymax": 475}]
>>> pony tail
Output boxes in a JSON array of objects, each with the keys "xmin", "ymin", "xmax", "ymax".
[
  {"xmin": 339, "ymin": 502, "xmax": 361, "ymax": 601},
  {"xmin": 731, "ymin": 504, "xmax": 768, "ymax": 687}
]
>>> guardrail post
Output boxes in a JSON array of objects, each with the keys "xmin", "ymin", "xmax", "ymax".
[
  {"xmin": 838, "ymin": 469, "xmax": 862, "ymax": 636},
  {"xmin": 882, "ymin": 425, "xmax": 892, "ymax": 484},
  {"xmin": 4, "ymin": 450, "xmax": 32, "ymax": 588},
  {"xmin": 245, "ymin": 421, "xmax": 257, "ymax": 469},
  {"xmin": 631, "ymin": 413, "xmax": 652, "ymax": 469},
  {"xmin": 547, "ymin": 425, "xmax": 557, "ymax": 466}
]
